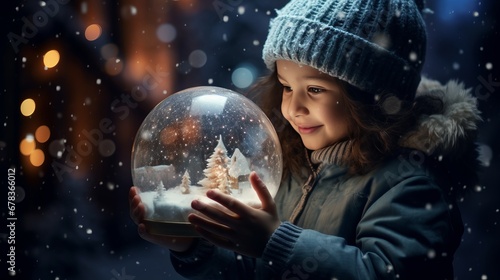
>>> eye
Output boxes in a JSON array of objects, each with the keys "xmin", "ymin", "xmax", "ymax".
[
  {"xmin": 308, "ymin": 87, "xmax": 324, "ymax": 94},
  {"xmin": 279, "ymin": 82, "xmax": 293, "ymax": 93}
]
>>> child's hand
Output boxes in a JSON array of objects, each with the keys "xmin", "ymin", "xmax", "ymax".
[
  {"xmin": 188, "ymin": 171, "xmax": 280, "ymax": 258},
  {"xmin": 129, "ymin": 186, "xmax": 195, "ymax": 252}
]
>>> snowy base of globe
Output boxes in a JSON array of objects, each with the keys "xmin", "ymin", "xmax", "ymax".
[
  {"xmin": 143, "ymin": 220, "xmax": 199, "ymax": 237},
  {"xmin": 139, "ymin": 182, "xmax": 267, "ymax": 237}
]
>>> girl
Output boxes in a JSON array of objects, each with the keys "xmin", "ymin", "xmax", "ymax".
[{"xmin": 129, "ymin": 0, "xmax": 482, "ymax": 278}]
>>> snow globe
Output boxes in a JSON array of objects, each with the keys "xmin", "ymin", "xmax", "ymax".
[{"xmin": 131, "ymin": 86, "xmax": 283, "ymax": 236}]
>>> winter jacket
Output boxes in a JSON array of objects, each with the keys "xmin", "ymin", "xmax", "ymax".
[{"xmin": 170, "ymin": 78, "xmax": 481, "ymax": 279}]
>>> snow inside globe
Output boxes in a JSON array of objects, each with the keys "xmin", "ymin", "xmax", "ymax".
[{"xmin": 131, "ymin": 86, "xmax": 283, "ymax": 236}]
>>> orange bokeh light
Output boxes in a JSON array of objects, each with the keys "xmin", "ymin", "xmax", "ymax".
[
  {"xmin": 20, "ymin": 98, "xmax": 36, "ymax": 116},
  {"xmin": 20, "ymin": 137, "xmax": 36, "ymax": 156},
  {"xmin": 43, "ymin": 50, "xmax": 60, "ymax": 68},
  {"xmin": 30, "ymin": 149, "xmax": 45, "ymax": 167},
  {"xmin": 35, "ymin": 125, "xmax": 51, "ymax": 143},
  {"xmin": 85, "ymin": 24, "xmax": 102, "ymax": 41}
]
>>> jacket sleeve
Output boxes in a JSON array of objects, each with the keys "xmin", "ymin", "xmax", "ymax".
[{"xmin": 261, "ymin": 175, "xmax": 462, "ymax": 280}]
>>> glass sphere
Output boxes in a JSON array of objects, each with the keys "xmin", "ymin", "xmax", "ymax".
[{"xmin": 131, "ymin": 86, "xmax": 282, "ymax": 236}]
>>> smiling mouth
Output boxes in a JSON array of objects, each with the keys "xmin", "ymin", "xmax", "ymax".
[{"xmin": 298, "ymin": 126, "xmax": 321, "ymax": 134}]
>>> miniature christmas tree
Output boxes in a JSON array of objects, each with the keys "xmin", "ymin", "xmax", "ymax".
[
  {"xmin": 180, "ymin": 170, "xmax": 191, "ymax": 194},
  {"xmin": 154, "ymin": 181, "xmax": 166, "ymax": 199},
  {"xmin": 198, "ymin": 135, "xmax": 231, "ymax": 194}
]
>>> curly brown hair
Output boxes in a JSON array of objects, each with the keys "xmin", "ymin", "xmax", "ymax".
[{"xmin": 246, "ymin": 70, "xmax": 443, "ymax": 179}]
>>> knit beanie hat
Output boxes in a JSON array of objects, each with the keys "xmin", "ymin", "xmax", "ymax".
[{"xmin": 263, "ymin": 0, "xmax": 427, "ymax": 102}]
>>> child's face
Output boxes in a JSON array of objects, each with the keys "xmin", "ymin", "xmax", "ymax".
[{"xmin": 277, "ymin": 60, "xmax": 348, "ymax": 150}]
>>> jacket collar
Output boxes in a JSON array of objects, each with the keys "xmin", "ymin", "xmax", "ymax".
[{"xmin": 310, "ymin": 140, "xmax": 352, "ymax": 166}]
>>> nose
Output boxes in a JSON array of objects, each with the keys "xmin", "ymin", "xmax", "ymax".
[{"xmin": 283, "ymin": 90, "xmax": 308, "ymax": 118}]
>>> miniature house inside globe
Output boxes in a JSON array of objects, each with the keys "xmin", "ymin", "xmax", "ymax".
[{"xmin": 131, "ymin": 86, "xmax": 283, "ymax": 236}]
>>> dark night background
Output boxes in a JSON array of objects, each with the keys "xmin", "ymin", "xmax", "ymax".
[{"xmin": 1, "ymin": 0, "xmax": 499, "ymax": 279}]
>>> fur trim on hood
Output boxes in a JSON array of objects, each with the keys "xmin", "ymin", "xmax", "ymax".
[{"xmin": 400, "ymin": 77, "xmax": 482, "ymax": 157}]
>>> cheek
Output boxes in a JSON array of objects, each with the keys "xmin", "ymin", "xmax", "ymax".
[
  {"xmin": 331, "ymin": 99, "xmax": 347, "ymax": 118},
  {"xmin": 322, "ymin": 107, "xmax": 346, "ymax": 127},
  {"xmin": 331, "ymin": 108, "xmax": 345, "ymax": 120},
  {"xmin": 330, "ymin": 113, "xmax": 349, "ymax": 137}
]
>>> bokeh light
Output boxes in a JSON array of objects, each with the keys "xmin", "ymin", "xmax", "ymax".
[
  {"xmin": 43, "ymin": 50, "xmax": 60, "ymax": 68},
  {"xmin": 30, "ymin": 149, "xmax": 45, "ymax": 167},
  {"xmin": 85, "ymin": 24, "xmax": 102, "ymax": 41},
  {"xmin": 99, "ymin": 139, "xmax": 116, "ymax": 157},
  {"xmin": 49, "ymin": 139, "xmax": 66, "ymax": 158},
  {"xmin": 100, "ymin": 43, "xmax": 118, "ymax": 59},
  {"xmin": 189, "ymin": 50, "xmax": 208, "ymax": 68},
  {"xmin": 35, "ymin": 125, "xmax": 51, "ymax": 143},
  {"xmin": 20, "ymin": 98, "xmax": 36, "ymax": 116},
  {"xmin": 20, "ymin": 136, "xmax": 36, "ymax": 156},
  {"xmin": 120, "ymin": 5, "xmax": 138, "ymax": 18},
  {"xmin": 105, "ymin": 58, "xmax": 124, "ymax": 76},
  {"xmin": 231, "ymin": 66, "xmax": 255, "ymax": 89},
  {"xmin": 156, "ymin": 23, "xmax": 177, "ymax": 43}
]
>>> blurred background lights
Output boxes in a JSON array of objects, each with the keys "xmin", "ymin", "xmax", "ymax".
[
  {"xmin": 100, "ymin": 43, "xmax": 119, "ymax": 59},
  {"xmin": 382, "ymin": 96, "xmax": 402, "ymax": 115},
  {"xmin": 120, "ymin": 5, "xmax": 138, "ymax": 18},
  {"xmin": 156, "ymin": 23, "xmax": 177, "ymax": 43},
  {"xmin": 20, "ymin": 135, "xmax": 36, "ymax": 156},
  {"xmin": 130, "ymin": 6, "xmax": 137, "ymax": 15},
  {"xmin": 105, "ymin": 58, "xmax": 124, "ymax": 76},
  {"xmin": 20, "ymin": 98, "xmax": 36, "ymax": 116},
  {"xmin": 99, "ymin": 139, "xmax": 116, "ymax": 157},
  {"xmin": 30, "ymin": 149, "xmax": 45, "ymax": 167},
  {"xmin": 49, "ymin": 139, "xmax": 66, "ymax": 158},
  {"xmin": 409, "ymin": 52, "xmax": 418, "ymax": 62},
  {"xmin": 35, "ymin": 125, "xmax": 51, "ymax": 143},
  {"xmin": 81, "ymin": 2, "xmax": 87, "ymax": 14},
  {"xmin": 43, "ymin": 50, "xmax": 60, "ymax": 68},
  {"xmin": 238, "ymin": 6, "xmax": 245, "ymax": 15},
  {"xmin": 20, "ymin": 127, "xmax": 50, "ymax": 166},
  {"xmin": 85, "ymin": 24, "xmax": 102, "ymax": 41},
  {"xmin": 188, "ymin": 50, "xmax": 208, "ymax": 68},
  {"xmin": 231, "ymin": 66, "xmax": 255, "ymax": 89}
]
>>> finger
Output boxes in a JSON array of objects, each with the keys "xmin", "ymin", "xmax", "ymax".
[
  {"xmin": 131, "ymin": 205, "xmax": 144, "ymax": 225},
  {"xmin": 130, "ymin": 196, "xmax": 145, "ymax": 225},
  {"xmin": 129, "ymin": 191, "xmax": 141, "ymax": 211},
  {"xmin": 129, "ymin": 187, "xmax": 137, "ymax": 208},
  {"xmin": 129, "ymin": 186, "xmax": 139, "ymax": 199},
  {"xmin": 249, "ymin": 171, "xmax": 276, "ymax": 212},
  {"xmin": 205, "ymin": 189, "xmax": 252, "ymax": 217},
  {"xmin": 129, "ymin": 187, "xmax": 142, "ymax": 211},
  {"xmin": 191, "ymin": 199, "xmax": 239, "ymax": 226},
  {"xmin": 129, "ymin": 192, "xmax": 138, "ymax": 219},
  {"xmin": 188, "ymin": 213, "xmax": 235, "ymax": 241}
]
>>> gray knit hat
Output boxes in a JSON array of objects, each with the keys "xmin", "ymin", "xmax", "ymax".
[{"xmin": 263, "ymin": 0, "xmax": 427, "ymax": 101}]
